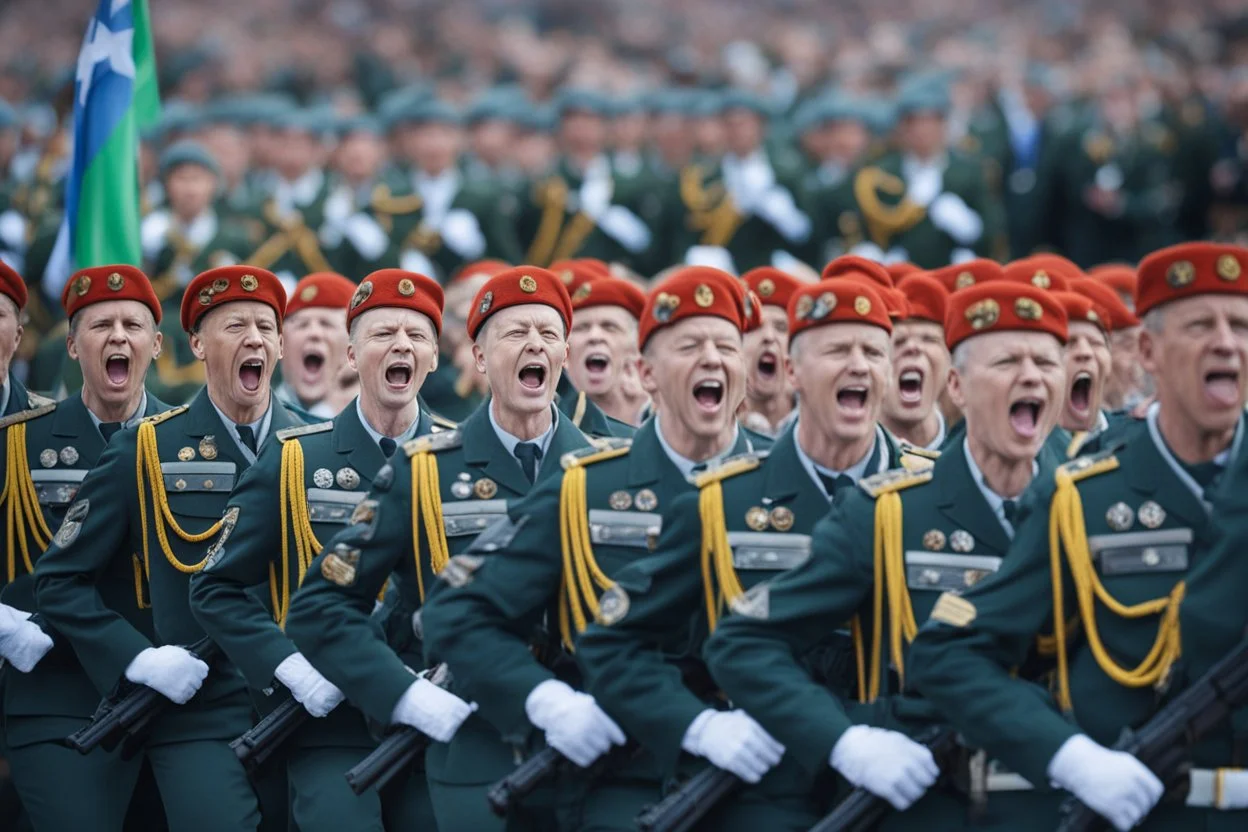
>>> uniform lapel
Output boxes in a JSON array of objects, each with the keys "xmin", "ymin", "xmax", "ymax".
[
  {"xmin": 266, "ymin": 397, "xmax": 305, "ymax": 441},
  {"xmin": 1120, "ymin": 432, "xmax": 1209, "ymax": 537},
  {"xmin": 538, "ymin": 415, "xmax": 590, "ymax": 485},
  {"xmin": 184, "ymin": 389, "xmax": 252, "ymax": 472},
  {"xmin": 935, "ymin": 443, "xmax": 1011, "ymax": 556},
  {"xmin": 459, "ymin": 405, "xmax": 531, "ymax": 498},
  {"xmin": 5, "ymin": 376, "xmax": 31, "ymax": 415},
  {"xmin": 334, "ymin": 404, "xmax": 385, "ymax": 488},
  {"xmin": 49, "ymin": 395, "xmax": 105, "ymax": 461},
  {"xmin": 626, "ymin": 420, "xmax": 672, "ymax": 489},
  {"xmin": 763, "ymin": 429, "xmax": 830, "ymax": 523}
]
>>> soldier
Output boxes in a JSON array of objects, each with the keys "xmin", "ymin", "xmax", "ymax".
[
  {"xmin": 703, "ymin": 276, "xmax": 1068, "ymax": 828},
  {"xmin": 0, "ymin": 262, "xmax": 32, "ymax": 417},
  {"xmin": 739, "ymin": 266, "xmax": 799, "ymax": 435},
  {"xmin": 420, "ymin": 267, "xmax": 766, "ymax": 829},
  {"xmin": 906, "ymin": 242, "xmax": 1248, "ymax": 831},
  {"xmin": 1051, "ymin": 290, "xmax": 1115, "ymax": 451},
  {"xmin": 799, "ymin": 95, "xmax": 874, "ymax": 265},
  {"xmin": 0, "ymin": 265, "xmax": 169, "ymax": 829},
  {"xmin": 274, "ymin": 272, "xmax": 356, "ymax": 418},
  {"xmin": 562, "ymin": 262, "xmax": 648, "ymax": 427},
  {"xmin": 190, "ymin": 269, "xmax": 448, "ymax": 832},
  {"xmin": 329, "ymin": 116, "xmax": 388, "ymax": 215},
  {"xmin": 284, "ymin": 266, "xmax": 593, "ymax": 832},
  {"xmin": 883, "ymin": 273, "xmax": 951, "ymax": 450},
  {"xmin": 1073, "ymin": 276, "xmax": 1145, "ymax": 415},
  {"xmin": 34, "ymin": 266, "xmax": 305, "ymax": 831}
]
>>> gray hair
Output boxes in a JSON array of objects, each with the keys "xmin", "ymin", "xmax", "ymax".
[
  {"xmin": 951, "ymin": 340, "xmax": 973, "ymax": 373},
  {"xmin": 1142, "ymin": 307, "xmax": 1165, "ymax": 334}
]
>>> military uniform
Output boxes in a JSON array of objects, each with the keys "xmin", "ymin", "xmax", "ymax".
[
  {"xmin": 555, "ymin": 372, "xmax": 636, "ymax": 440},
  {"xmin": 242, "ymin": 169, "xmax": 348, "ymax": 286}
]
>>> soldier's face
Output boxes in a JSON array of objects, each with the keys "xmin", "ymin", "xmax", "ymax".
[
  {"xmin": 335, "ymin": 133, "xmax": 384, "ymax": 184},
  {"xmin": 723, "ymin": 109, "xmax": 764, "ymax": 157},
  {"xmin": 281, "ymin": 307, "xmax": 349, "ymax": 406},
  {"xmin": 901, "ymin": 112, "xmax": 946, "ymax": 159},
  {"xmin": 1104, "ymin": 326, "xmax": 1143, "ymax": 409},
  {"xmin": 1140, "ymin": 295, "xmax": 1248, "ymax": 438},
  {"xmin": 567, "ymin": 305, "xmax": 637, "ymax": 398},
  {"xmin": 744, "ymin": 306, "xmax": 789, "ymax": 401},
  {"xmin": 67, "ymin": 300, "xmax": 162, "ymax": 410},
  {"xmin": 949, "ymin": 332, "xmax": 1064, "ymax": 464},
  {"xmin": 412, "ymin": 123, "xmax": 462, "ymax": 175},
  {"xmin": 165, "ymin": 163, "xmax": 218, "ymax": 220},
  {"xmin": 640, "ymin": 317, "xmax": 745, "ymax": 442},
  {"xmin": 883, "ymin": 320, "xmax": 948, "ymax": 428},
  {"xmin": 1061, "ymin": 321, "xmax": 1111, "ymax": 432},
  {"xmin": 190, "ymin": 302, "xmax": 282, "ymax": 414},
  {"xmin": 0, "ymin": 295, "xmax": 22, "ymax": 385},
  {"xmin": 473, "ymin": 305, "xmax": 568, "ymax": 418},
  {"xmin": 347, "ymin": 307, "xmax": 437, "ymax": 413},
  {"xmin": 790, "ymin": 323, "xmax": 891, "ymax": 445},
  {"xmin": 560, "ymin": 112, "xmax": 606, "ymax": 156}
]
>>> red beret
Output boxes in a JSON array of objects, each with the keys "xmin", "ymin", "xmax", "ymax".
[
  {"xmin": 1089, "ymin": 263, "xmax": 1137, "ymax": 300},
  {"xmin": 1071, "ymin": 278, "xmax": 1139, "ymax": 330},
  {"xmin": 553, "ymin": 259, "xmax": 611, "ymax": 299},
  {"xmin": 945, "ymin": 282, "xmax": 1068, "ymax": 351},
  {"xmin": 741, "ymin": 288, "xmax": 763, "ymax": 333},
  {"xmin": 930, "ymin": 259, "xmax": 1004, "ymax": 293},
  {"xmin": 285, "ymin": 272, "xmax": 356, "ymax": 320},
  {"xmin": 788, "ymin": 279, "xmax": 892, "ymax": 343},
  {"xmin": 0, "ymin": 260, "xmax": 26, "ymax": 310},
  {"xmin": 570, "ymin": 276, "xmax": 646, "ymax": 320},
  {"xmin": 742, "ymin": 267, "xmax": 802, "ymax": 310},
  {"xmin": 348, "ymin": 269, "xmax": 445, "ymax": 336},
  {"xmin": 1135, "ymin": 243, "xmax": 1248, "ymax": 318},
  {"xmin": 452, "ymin": 259, "xmax": 511, "ymax": 283},
  {"xmin": 467, "ymin": 266, "xmax": 572, "ymax": 340},
  {"xmin": 62, "ymin": 265, "xmax": 161, "ymax": 324},
  {"xmin": 886, "ymin": 262, "xmax": 922, "ymax": 284},
  {"xmin": 821, "ymin": 255, "xmax": 894, "ymax": 289},
  {"xmin": 1004, "ymin": 254, "xmax": 1084, "ymax": 292},
  {"xmin": 899, "ymin": 274, "xmax": 948, "ymax": 325},
  {"xmin": 830, "ymin": 274, "xmax": 907, "ymax": 320},
  {"xmin": 181, "ymin": 266, "xmax": 287, "ymax": 333},
  {"xmin": 638, "ymin": 267, "xmax": 745, "ymax": 349},
  {"xmin": 1053, "ymin": 291, "xmax": 1109, "ymax": 334}
]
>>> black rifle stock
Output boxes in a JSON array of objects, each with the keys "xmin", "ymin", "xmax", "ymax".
[
  {"xmin": 487, "ymin": 747, "xmax": 562, "ymax": 816},
  {"xmin": 231, "ymin": 694, "xmax": 310, "ymax": 774},
  {"xmin": 635, "ymin": 766, "xmax": 742, "ymax": 832},
  {"xmin": 1057, "ymin": 639, "xmax": 1248, "ymax": 832},
  {"xmin": 343, "ymin": 665, "xmax": 449, "ymax": 795}
]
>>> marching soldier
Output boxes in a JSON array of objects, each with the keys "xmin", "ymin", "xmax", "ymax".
[
  {"xmin": 739, "ymin": 266, "xmax": 800, "ymax": 435},
  {"xmin": 882, "ymin": 273, "xmax": 951, "ymax": 450},
  {"xmin": 1052, "ymin": 290, "xmax": 1113, "ymax": 445},
  {"xmin": 190, "ymin": 269, "xmax": 448, "ymax": 831},
  {"xmin": 273, "ymin": 272, "xmax": 357, "ymax": 418},
  {"xmin": 284, "ymin": 266, "xmax": 593, "ymax": 831},
  {"xmin": 799, "ymin": 95, "xmax": 874, "ymax": 265},
  {"xmin": 0, "ymin": 262, "xmax": 34, "ymax": 417},
  {"xmin": 421, "ymin": 267, "xmax": 763, "ymax": 829},
  {"xmin": 0, "ymin": 265, "xmax": 169, "ymax": 829},
  {"xmin": 703, "ymin": 274, "xmax": 1069, "ymax": 829},
  {"xmin": 907, "ymin": 242, "xmax": 1248, "ymax": 831},
  {"xmin": 1072, "ymin": 275, "xmax": 1145, "ymax": 417},
  {"xmin": 35, "ymin": 266, "xmax": 305, "ymax": 831}
]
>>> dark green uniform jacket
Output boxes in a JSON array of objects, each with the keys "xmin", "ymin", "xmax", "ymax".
[{"xmin": 556, "ymin": 372, "xmax": 636, "ymax": 440}]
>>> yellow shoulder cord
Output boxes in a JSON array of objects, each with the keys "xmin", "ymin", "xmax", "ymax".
[
  {"xmin": 1049, "ymin": 465, "xmax": 1184, "ymax": 713},
  {"xmin": 853, "ymin": 167, "xmax": 928, "ymax": 248},
  {"xmin": 132, "ymin": 553, "xmax": 150, "ymax": 609},
  {"xmin": 850, "ymin": 615, "xmax": 868, "ymax": 703},
  {"xmin": 549, "ymin": 212, "xmax": 598, "ymax": 264},
  {"xmin": 244, "ymin": 205, "xmax": 294, "ymax": 271},
  {"xmin": 1067, "ymin": 431, "xmax": 1088, "ymax": 459},
  {"xmin": 558, "ymin": 446, "xmax": 631, "ymax": 650},
  {"xmin": 698, "ymin": 478, "xmax": 746, "ymax": 634},
  {"xmin": 526, "ymin": 178, "xmax": 570, "ymax": 266},
  {"xmin": 571, "ymin": 392, "xmax": 588, "ymax": 429},
  {"xmin": 135, "ymin": 421, "xmax": 225, "ymax": 574},
  {"xmin": 272, "ymin": 440, "xmax": 322, "ymax": 628},
  {"xmin": 3, "ymin": 423, "xmax": 53, "ymax": 580},
  {"xmin": 866, "ymin": 491, "xmax": 913, "ymax": 702},
  {"xmin": 408, "ymin": 449, "xmax": 451, "ymax": 604}
]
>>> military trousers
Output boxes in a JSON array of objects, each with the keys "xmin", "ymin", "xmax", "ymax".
[
  {"xmin": 145, "ymin": 739, "xmax": 260, "ymax": 831},
  {"xmin": 283, "ymin": 744, "xmax": 437, "ymax": 832}
]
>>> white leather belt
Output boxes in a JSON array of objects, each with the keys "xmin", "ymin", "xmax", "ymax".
[{"xmin": 1187, "ymin": 768, "xmax": 1248, "ymax": 810}]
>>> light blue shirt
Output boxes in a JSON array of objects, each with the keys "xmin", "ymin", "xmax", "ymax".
[
  {"xmin": 1145, "ymin": 401, "xmax": 1243, "ymax": 512},
  {"xmin": 209, "ymin": 396, "xmax": 273, "ymax": 464},
  {"xmin": 653, "ymin": 414, "xmax": 742, "ymax": 480},
  {"xmin": 489, "ymin": 400, "xmax": 558, "ymax": 478},
  {"xmin": 0, "ymin": 378, "xmax": 9, "ymax": 416},
  {"xmin": 356, "ymin": 397, "xmax": 422, "ymax": 451},
  {"xmin": 794, "ymin": 422, "xmax": 889, "ymax": 501},
  {"xmin": 924, "ymin": 410, "xmax": 947, "ymax": 451},
  {"xmin": 85, "ymin": 391, "xmax": 149, "ymax": 437},
  {"xmin": 962, "ymin": 438, "xmax": 1037, "ymax": 539}
]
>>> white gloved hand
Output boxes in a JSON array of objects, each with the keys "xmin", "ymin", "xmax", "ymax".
[
  {"xmin": 578, "ymin": 177, "xmax": 614, "ymax": 220},
  {"xmin": 753, "ymin": 187, "xmax": 811, "ymax": 243},
  {"xmin": 830, "ymin": 725, "xmax": 940, "ymax": 810},
  {"xmin": 681, "ymin": 709, "xmax": 785, "ymax": 783},
  {"xmin": 0, "ymin": 604, "xmax": 53, "ymax": 673},
  {"xmin": 734, "ymin": 156, "xmax": 776, "ymax": 210},
  {"xmin": 905, "ymin": 167, "xmax": 943, "ymax": 207},
  {"xmin": 437, "ymin": 210, "xmax": 487, "ymax": 259},
  {"xmin": 275, "ymin": 652, "xmax": 344, "ymax": 718},
  {"xmin": 391, "ymin": 677, "xmax": 477, "ymax": 742},
  {"xmin": 928, "ymin": 193, "xmax": 984, "ymax": 245},
  {"xmin": 124, "ymin": 645, "xmax": 210, "ymax": 705},
  {"xmin": 525, "ymin": 679, "xmax": 626, "ymax": 768},
  {"xmin": 685, "ymin": 245, "xmax": 737, "ymax": 274},
  {"xmin": 1048, "ymin": 734, "xmax": 1163, "ymax": 831}
]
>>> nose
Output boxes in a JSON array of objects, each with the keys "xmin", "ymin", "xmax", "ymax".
[
  {"xmin": 1210, "ymin": 316, "xmax": 1238, "ymax": 355},
  {"xmin": 392, "ymin": 328, "xmax": 413, "ymax": 353},
  {"xmin": 108, "ymin": 320, "xmax": 128, "ymax": 343},
  {"xmin": 243, "ymin": 322, "xmax": 263, "ymax": 347},
  {"xmin": 698, "ymin": 339, "xmax": 725, "ymax": 367},
  {"xmin": 846, "ymin": 345, "xmax": 870, "ymax": 374}
]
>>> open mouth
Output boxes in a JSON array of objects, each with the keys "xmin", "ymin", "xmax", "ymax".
[
  {"xmin": 239, "ymin": 359, "xmax": 264, "ymax": 393},
  {"xmin": 693, "ymin": 379, "xmax": 724, "ymax": 412},
  {"xmin": 837, "ymin": 385, "xmax": 868, "ymax": 413},
  {"xmin": 1204, "ymin": 369, "xmax": 1241, "ymax": 407},
  {"xmin": 1009, "ymin": 397, "xmax": 1044, "ymax": 438},
  {"xmin": 302, "ymin": 348, "xmax": 325, "ymax": 378},
  {"xmin": 105, "ymin": 353, "xmax": 130, "ymax": 386},
  {"xmin": 1068, "ymin": 371, "xmax": 1092, "ymax": 416},
  {"xmin": 756, "ymin": 351, "xmax": 779, "ymax": 381},
  {"xmin": 385, "ymin": 361, "xmax": 413, "ymax": 389},
  {"xmin": 584, "ymin": 353, "xmax": 611, "ymax": 377},
  {"xmin": 898, "ymin": 368, "xmax": 924, "ymax": 405},
  {"xmin": 519, "ymin": 363, "xmax": 547, "ymax": 390}
]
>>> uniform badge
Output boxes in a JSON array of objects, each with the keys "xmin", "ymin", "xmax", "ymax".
[
  {"xmin": 853, "ymin": 295, "xmax": 872, "ymax": 316},
  {"xmin": 794, "ymin": 294, "xmax": 815, "ymax": 320},
  {"xmin": 478, "ymin": 290, "xmax": 493, "ymax": 316},
  {"xmin": 199, "ymin": 436, "xmax": 218, "ymax": 460},
  {"xmin": 634, "ymin": 489, "xmax": 658, "ymax": 512},
  {"xmin": 652, "ymin": 292, "xmax": 680, "ymax": 323},
  {"xmin": 963, "ymin": 569, "xmax": 990, "ymax": 588},
  {"xmin": 178, "ymin": 446, "xmax": 196, "ymax": 462},
  {"xmin": 950, "ymin": 530, "xmax": 974, "ymax": 553},
  {"xmin": 321, "ymin": 545, "xmax": 360, "ymax": 586},
  {"xmin": 609, "ymin": 490, "xmax": 633, "ymax": 511},
  {"xmin": 474, "ymin": 478, "xmax": 498, "ymax": 499},
  {"xmin": 518, "ymin": 274, "xmax": 538, "ymax": 294},
  {"xmin": 39, "ymin": 449, "xmax": 57, "ymax": 468},
  {"xmin": 923, "ymin": 529, "xmax": 946, "ymax": 551},
  {"xmin": 336, "ymin": 467, "xmax": 360, "ymax": 489},
  {"xmin": 746, "ymin": 506, "xmax": 770, "ymax": 531},
  {"xmin": 1217, "ymin": 254, "xmax": 1242, "ymax": 282},
  {"xmin": 352, "ymin": 281, "xmax": 374, "ymax": 309},
  {"xmin": 930, "ymin": 592, "xmax": 977, "ymax": 628},
  {"xmin": 60, "ymin": 446, "xmax": 80, "ymax": 466},
  {"xmin": 107, "ymin": 271, "xmax": 125, "ymax": 291},
  {"xmin": 452, "ymin": 481, "xmax": 473, "ymax": 499},
  {"xmin": 313, "ymin": 468, "xmax": 334, "ymax": 489},
  {"xmin": 1014, "ymin": 297, "xmax": 1043, "ymax": 321},
  {"xmin": 1142, "ymin": 548, "xmax": 1162, "ymax": 567},
  {"xmin": 212, "ymin": 277, "xmax": 230, "ymax": 293},
  {"xmin": 965, "ymin": 299, "xmax": 1000, "ymax": 331},
  {"xmin": 300, "ymin": 285, "xmax": 319, "ymax": 303},
  {"xmin": 349, "ymin": 499, "xmax": 378, "ymax": 526},
  {"xmin": 729, "ymin": 583, "xmax": 770, "ymax": 620},
  {"xmin": 397, "ymin": 278, "xmax": 416, "ymax": 296},
  {"xmin": 54, "ymin": 499, "xmax": 90, "ymax": 547},
  {"xmin": 1105, "ymin": 502, "xmax": 1134, "ymax": 532},
  {"xmin": 694, "ymin": 283, "xmax": 714, "ymax": 308},
  {"xmin": 596, "ymin": 585, "xmax": 630, "ymax": 625},
  {"xmin": 757, "ymin": 278, "xmax": 776, "ymax": 298},
  {"xmin": 955, "ymin": 271, "xmax": 975, "ymax": 290},
  {"xmin": 811, "ymin": 292, "xmax": 837, "ymax": 319},
  {"xmin": 1138, "ymin": 501, "xmax": 1166, "ymax": 529},
  {"xmin": 174, "ymin": 479, "xmax": 188, "ymax": 491},
  {"xmin": 1165, "ymin": 261, "xmax": 1195, "ymax": 288},
  {"xmin": 769, "ymin": 506, "xmax": 794, "ymax": 532},
  {"xmin": 74, "ymin": 275, "xmax": 92, "ymax": 296},
  {"xmin": 240, "ymin": 274, "xmax": 259, "ymax": 292},
  {"xmin": 205, "ymin": 507, "xmax": 240, "ymax": 568}
]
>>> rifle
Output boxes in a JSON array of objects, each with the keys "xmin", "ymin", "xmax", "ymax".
[
  {"xmin": 1057, "ymin": 638, "xmax": 1248, "ymax": 832},
  {"xmin": 231, "ymin": 694, "xmax": 310, "ymax": 774},
  {"xmin": 67, "ymin": 636, "xmax": 221, "ymax": 760},
  {"xmin": 487, "ymin": 740, "xmax": 640, "ymax": 817},
  {"xmin": 635, "ymin": 766, "xmax": 741, "ymax": 832},
  {"xmin": 343, "ymin": 664, "xmax": 449, "ymax": 795},
  {"xmin": 809, "ymin": 727, "xmax": 960, "ymax": 832}
]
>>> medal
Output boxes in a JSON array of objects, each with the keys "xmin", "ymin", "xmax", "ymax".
[
  {"xmin": 923, "ymin": 529, "xmax": 947, "ymax": 551},
  {"xmin": 199, "ymin": 436, "xmax": 218, "ymax": 460},
  {"xmin": 336, "ymin": 467, "xmax": 360, "ymax": 489},
  {"xmin": 609, "ymin": 490, "xmax": 633, "ymax": 511},
  {"xmin": 474, "ymin": 478, "xmax": 498, "ymax": 499},
  {"xmin": 39, "ymin": 449, "xmax": 57, "ymax": 468},
  {"xmin": 1105, "ymin": 502, "xmax": 1134, "ymax": 532},
  {"xmin": 1138, "ymin": 501, "xmax": 1166, "ymax": 529},
  {"xmin": 313, "ymin": 468, "xmax": 333, "ymax": 489},
  {"xmin": 950, "ymin": 530, "xmax": 974, "ymax": 553},
  {"xmin": 746, "ymin": 507, "xmax": 769, "ymax": 531},
  {"xmin": 634, "ymin": 489, "xmax": 658, "ymax": 511},
  {"xmin": 178, "ymin": 447, "xmax": 196, "ymax": 462}
]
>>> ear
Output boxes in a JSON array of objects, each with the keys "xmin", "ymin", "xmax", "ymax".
[
  {"xmin": 346, "ymin": 341, "xmax": 359, "ymax": 375},
  {"xmin": 946, "ymin": 365, "xmax": 967, "ymax": 412},
  {"xmin": 152, "ymin": 330, "xmax": 164, "ymax": 359},
  {"xmin": 66, "ymin": 331, "xmax": 79, "ymax": 362},
  {"xmin": 785, "ymin": 350, "xmax": 801, "ymax": 396},
  {"xmin": 471, "ymin": 341, "xmax": 487, "ymax": 375},
  {"xmin": 637, "ymin": 352, "xmax": 659, "ymax": 396},
  {"xmin": 1137, "ymin": 328, "xmax": 1159, "ymax": 378},
  {"xmin": 189, "ymin": 331, "xmax": 206, "ymax": 361}
]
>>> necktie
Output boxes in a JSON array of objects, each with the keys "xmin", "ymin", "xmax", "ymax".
[
  {"xmin": 99, "ymin": 422, "xmax": 121, "ymax": 441},
  {"xmin": 515, "ymin": 442, "xmax": 542, "ymax": 484},
  {"xmin": 818, "ymin": 472, "xmax": 855, "ymax": 497},
  {"xmin": 379, "ymin": 437, "xmax": 397, "ymax": 458},
  {"xmin": 1002, "ymin": 500, "xmax": 1019, "ymax": 527},
  {"xmin": 237, "ymin": 425, "xmax": 258, "ymax": 455},
  {"xmin": 690, "ymin": 462, "xmax": 708, "ymax": 476}
]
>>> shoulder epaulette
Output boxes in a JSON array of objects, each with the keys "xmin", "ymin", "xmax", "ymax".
[
  {"xmin": 404, "ymin": 429, "xmax": 462, "ymax": 456},
  {"xmin": 694, "ymin": 452, "xmax": 765, "ymax": 488},
  {"xmin": 1066, "ymin": 430, "xmax": 1092, "ymax": 459},
  {"xmin": 276, "ymin": 421, "xmax": 333, "ymax": 442},
  {"xmin": 0, "ymin": 402, "xmax": 57, "ymax": 431},
  {"xmin": 899, "ymin": 443, "xmax": 941, "ymax": 460},
  {"xmin": 27, "ymin": 393, "xmax": 56, "ymax": 408},
  {"xmin": 429, "ymin": 411, "xmax": 458, "ymax": 430},
  {"xmin": 141, "ymin": 404, "xmax": 189, "ymax": 426},
  {"xmin": 560, "ymin": 437, "xmax": 633, "ymax": 470},
  {"xmin": 859, "ymin": 466, "xmax": 934, "ymax": 498},
  {"xmin": 1059, "ymin": 444, "xmax": 1122, "ymax": 483}
]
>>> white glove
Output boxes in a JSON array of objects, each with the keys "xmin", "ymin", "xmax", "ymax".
[
  {"xmin": 437, "ymin": 210, "xmax": 487, "ymax": 259},
  {"xmin": 342, "ymin": 213, "xmax": 390, "ymax": 261},
  {"xmin": 124, "ymin": 645, "xmax": 210, "ymax": 705},
  {"xmin": 733, "ymin": 156, "xmax": 776, "ymax": 210},
  {"xmin": 928, "ymin": 193, "xmax": 984, "ymax": 245},
  {"xmin": 596, "ymin": 206, "xmax": 652, "ymax": 253},
  {"xmin": 391, "ymin": 677, "xmax": 477, "ymax": 742},
  {"xmin": 830, "ymin": 725, "xmax": 940, "ymax": 810},
  {"xmin": 905, "ymin": 167, "xmax": 943, "ymax": 207},
  {"xmin": 275, "ymin": 652, "xmax": 344, "ymax": 718},
  {"xmin": 0, "ymin": 604, "xmax": 53, "ymax": 673},
  {"xmin": 578, "ymin": 177, "xmax": 614, "ymax": 221},
  {"xmin": 685, "ymin": 245, "xmax": 737, "ymax": 274},
  {"xmin": 525, "ymin": 679, "xmax": 626, "ymax": 768},
  {"xmin": 1047, "ymin": 734, "xmax": 1163, "ymax": 831},
  {"xmin": 681, "ymin": 709, "xmax": 785, "ymax": 783},
  {"xmin": 753, "ymin": 187, "xmax": 811, "ymax": 243}
]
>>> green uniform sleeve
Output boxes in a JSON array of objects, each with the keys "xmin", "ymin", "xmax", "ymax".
[
  {"xmin": 189, "ymin": 440, "xmax": 295, "ymax": 690},
  {"xmin": 33, "ymin": 428, "xmax": 154, "ymax": 695}
]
